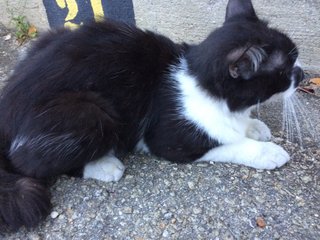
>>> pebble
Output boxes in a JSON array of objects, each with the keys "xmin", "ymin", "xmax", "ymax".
[
  {"xmin": 125, "ymin": 175, "xmax": 134, "ymax": 180},
  {"xmin": 164, "ymin": 212, "xmax": 173, "ymax": 219},
  {"xmin": 27, "ymin": 233, "xmax": 41, "ymax": 240},
  {"xmin": 188, "ymin": 181, "xmax": 195, "ymax": 190},
  {"xmin": 123, "ymin": 207, "xmax": 133, "ymax": 214},
  {"xmin": 301, "ymin": 176, "xmax": 312, "ymax": 183},
  {"xmin": 170, "ymin": 192, "xmax": 176, "ymax": 197},
  {"xmin": 192, "ymin": 207, "xmax": 203, "ymax": 214},
  {"xmin": 274, "ymin": 137, "xmax": 284, "ymax": 143},
  {"xmin": 164, "ymin": 179, "xmax": 170, "ymax": 186},
  {"xmin": 50, "ymin": 211, "xmax": 59, "ymax": 219},
  {"xmin": 196, "ymin": 163, "xmax": 209, "ymax": 167},
  {"xmin": 3, "ymin": 34, "xmax": 11, "ymax": 41},
  {"xmin": 162, "ymin": 230, "xmax": 169, "ymax": 237}
]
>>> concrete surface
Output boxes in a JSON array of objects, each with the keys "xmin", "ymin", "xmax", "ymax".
[
  {"xmin": 0, "ymin": 1, "xmax": 320, "ymax": 239},
  {"xmin": 0, "ymin": 0, "xmax": 49, "ymax": 30},
  {"xmin": 0, "ymin": 0, "xmax": 319, "ymax": 73}
]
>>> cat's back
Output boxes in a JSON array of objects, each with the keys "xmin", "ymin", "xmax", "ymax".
[
  {"xmin": 0, "ymin": 20, "xmax": 182, "ymax": 109},
  {"xmin": 0, "ymin": 20, "xmax": 183, "ymax": 141}
]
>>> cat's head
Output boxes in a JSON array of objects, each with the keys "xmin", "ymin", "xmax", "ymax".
[{"xmin": 186, "ymin": 0, "xmax": 304, "ymax": 111}]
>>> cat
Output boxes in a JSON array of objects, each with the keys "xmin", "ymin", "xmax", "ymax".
[{"xmin": 0, "ymin": 0, "xmax": 303, "ymax": 231}]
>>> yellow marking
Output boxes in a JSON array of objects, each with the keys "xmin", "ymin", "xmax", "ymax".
[
  {"xmin": 64, "ymin": 0, "xmax": 79, "ymax": 22},
  {"xmin": 55, "ymin": 0, "xmax": 80, "ymax": 28},
  {"xmin": 55, "ymin": 0, "xmax": 104, "ymax": 28},
  {"xmin": 56, "ymin": 0, "xmax": 66, "ymax": 9},
  {"xmin": 90, "ymin": 0, "xmax": 105, "ymax": 21},
  {"xmin": 64, "ymin": 21, "xmax": 80, "ymax": 29}
]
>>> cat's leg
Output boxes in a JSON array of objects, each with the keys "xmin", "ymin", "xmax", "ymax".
[
  {"xmin": 246, "ymin": 119, "xmax": 272, "ymax": 141},
  {"xmin": 197, "ymin": 138, "xmax": 289, "ymax": 169},
  {"xmin": 8, "ymin": 92, "xmax": 123, "ymax": 179},
  {"xmin": 83, "ymin": 153, "xmax": 125, "ymax": 182}
]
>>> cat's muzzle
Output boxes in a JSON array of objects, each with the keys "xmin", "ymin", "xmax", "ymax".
[{"xmin": 290, "ymin": 66, "xmax": 304, "ymax": 87}]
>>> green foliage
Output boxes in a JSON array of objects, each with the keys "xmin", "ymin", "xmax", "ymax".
[{"xmin": 12, "ymin": 15, "xmax": 37, "ymax": 44}]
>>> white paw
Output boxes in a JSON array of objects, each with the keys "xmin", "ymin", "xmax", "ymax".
[
  {"xmin": 83, "ymin": 155, "xmax": 125, "ymax": 182},
  {"xmin": 246, "ymin": 119, "xmax": 272, "ymax": 141},
  {"xmin": 249, "ymin": 142, "xmax": 290, "ymax": 170}
]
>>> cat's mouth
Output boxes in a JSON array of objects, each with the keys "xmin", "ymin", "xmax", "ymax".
[
  {"xmin": 265, "ymin": 65, "xmax": 304, "ymax": 104},
  {"xmin": 283, "ymin": 81, "xmax": 297, "ymax": 99},
  {"xmin": 282, "ymin": 58, "xmax": 305, "ymax": 98},
  {"xmin": 291, "ymin": 66, "xmax": 304, "ymax": 88}
]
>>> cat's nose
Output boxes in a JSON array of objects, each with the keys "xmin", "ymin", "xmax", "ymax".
[{"xmin": 291, "ymin": 67, "xmax": 304, "ymax": 87}]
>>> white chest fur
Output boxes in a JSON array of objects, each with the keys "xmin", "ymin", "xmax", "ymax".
[
  {"xmin": 173, "ymin": 59, "xmax": 251, "ymax": 144},
  {"xmin": 171, "ymin": 59, "xmax": 290, "ymax": 170}
]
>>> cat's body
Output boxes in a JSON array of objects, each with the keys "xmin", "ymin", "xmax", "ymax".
[{"xmin": 0, "ymin": 0, "xmax": 303, "ymax": 231}]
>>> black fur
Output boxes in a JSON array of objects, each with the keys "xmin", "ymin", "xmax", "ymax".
[{"xmin": 0, "ymin": 0, "xmax": 303, "ymax": 231}]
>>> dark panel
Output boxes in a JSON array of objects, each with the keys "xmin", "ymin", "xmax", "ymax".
[{"xmin": 43, "ymin": 0, "xmax": 135, "ymax": 28}]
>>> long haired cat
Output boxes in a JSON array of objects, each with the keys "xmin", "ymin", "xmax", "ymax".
[{"xmin": 0, "ymin": 0, "xmax": 303, "ymax": 231}]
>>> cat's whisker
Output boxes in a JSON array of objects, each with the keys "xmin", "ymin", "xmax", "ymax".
[
  {"xmin": 282, "ymin": 93, "xmax": 320, "ymax": 148},
  {"xmin": 291, "ymin": 94, "xmax": 320, "ymax": 145},
  {"xmin": 282, "ymin": 96, "xmax": 303, "ymax": 148},
  {"xmin": 256, "ymin": 101, "xmax": 261, "ymax": 120},
  {"xmin": 288, "ymin": 96, "xmax": 303, "ymax": 147},
  {"xmin": 288, "ymin": 30, "xmax": 296, "ymax": 38},
  {"xmin": 288, "ymin": 46, "xmax": 297, "ymax": 55},
  {"xmin": 282, "ymin": 99, "xmax": 288, "ymax": 138},
  {"xmin": 287, "ymin": 46, "xmax": 298, "ymax": 58}
]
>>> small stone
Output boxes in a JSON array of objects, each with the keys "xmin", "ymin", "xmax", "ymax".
[
  {"xmin": 196, "ymin": 163, "xmax": 209, "ymax": 167},
  {"xmin": 125, "ymin": 175, "xmax": 134, "ymax": 180},
  {"xmin": 164, "ymin": 212, "xmax": 173, "ymax": 219},
  {"xmin": 256, "ymin": 217, "xmax": 267, "ymax": 228},
  {"xmin": 123, "ymin": 207, "xmax": 133, "ymax": 214},
  {"xmin": 193, "ymin": 207, "xmax": 202, "ymax": 214},
  {"xmin": 164, "ymin": 179, "xmax": 170, "ymax": 186},
  {"xmin": 296, "ymin": 196, "xmax": 305, "ymax": 207},
  {"xmin": 188, "ymin": 182, "xmax": 195, "ymax": 190},
  {"xmin": 274, "ymin": 137, "xmax": 284, "ymax": 143},
  {"xmin": 3, "ymin": 34, "xmax": 11, "ymax": 41},
  {"xmin": 162, "ymin": 230, "xmax": 169, "ymax": 238},
  {"xmin": 252, "ymin": 173, "xmax": 262, "ymax": 179},
  {"xmin": 134, "ymin": 237, "xmax": 144, "ymax": 240},
  {"xmin": 159, "ymin": 222, "xmax": 166, "ymax": 229},
  {"xmin": 50, "ymin": 211, "xmax": 59, "ymax": 219},
  {"xmin": 28, "ymin": 233, "xmax": 41, "ymax": 240},
  {"xmin": 301, "ymin": 176, "xmax": 312, "ymax": 183},
  {"xmin": 274, "ymin": 232, "xmax": 281, "ymax": 238},
  {"xmin": 66, "ymin": 207, "xmax": 74, "ymax": 219}
]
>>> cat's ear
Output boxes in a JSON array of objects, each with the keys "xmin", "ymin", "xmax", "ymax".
[
  {"xmin": 225, "ymin": 0, "xmax": 257, "ymax": 21},
  {"xmin": 227, "ymin": 45, "xmax": 266, "ymax": 80}
]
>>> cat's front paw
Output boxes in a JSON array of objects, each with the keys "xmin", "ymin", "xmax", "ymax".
[
  {"xmin": 250, "ymin": 142, "xmax": 290, "ymax": 170},
  {"xmin": 83, "ymin": 155, "xmax": 125, "ymax": 182},
  {"xmin": 246, "ymin": 119, "xmax": 272, "ymax": 141}
]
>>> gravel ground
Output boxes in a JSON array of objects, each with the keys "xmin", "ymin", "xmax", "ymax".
[{"xmin": 0, "ymin": 25, "xmax": 319, "ymax": 240}]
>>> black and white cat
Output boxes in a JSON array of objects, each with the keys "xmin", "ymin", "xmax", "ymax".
[{"xmin": 0, "ymin": 0, "xmax": 303, "ymax": 231}]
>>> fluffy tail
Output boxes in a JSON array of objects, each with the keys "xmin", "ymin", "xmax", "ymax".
[{"xmin": 0, "ymin": 156, "xmax": 51, "ymax": 231}]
